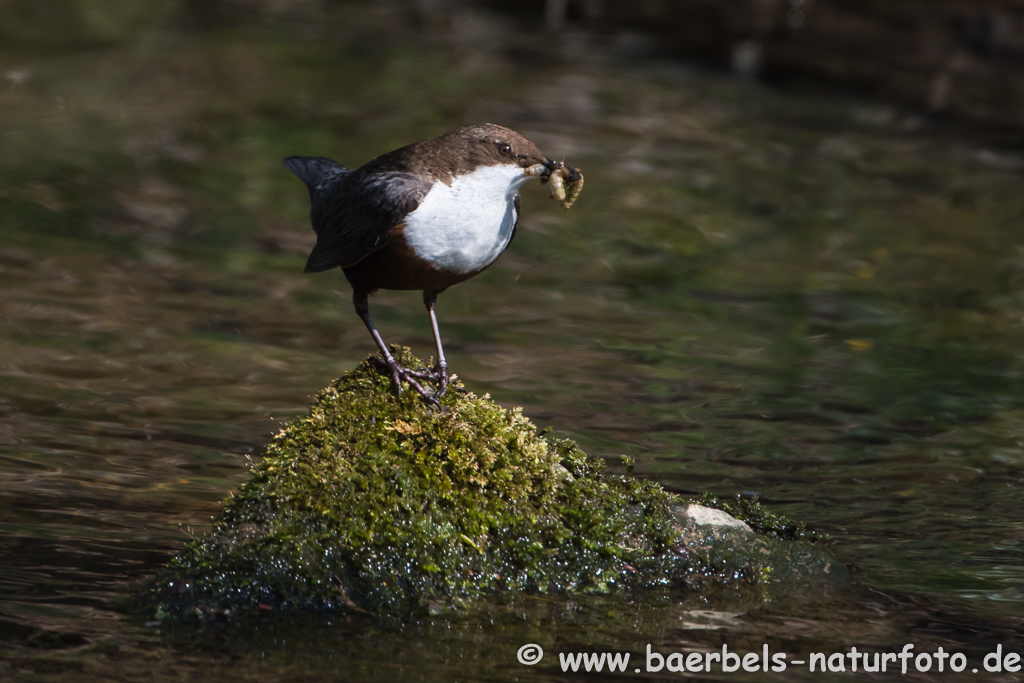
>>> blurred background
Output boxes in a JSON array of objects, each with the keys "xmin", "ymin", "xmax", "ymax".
[{"xmin": 3, "ymin": 1, "xmax": 1024, "ymax": 680}]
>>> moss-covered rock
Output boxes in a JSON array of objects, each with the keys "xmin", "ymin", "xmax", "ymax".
[{"xmin": 143, "ymin": 349, "xmax": 844, "ymax": 620}]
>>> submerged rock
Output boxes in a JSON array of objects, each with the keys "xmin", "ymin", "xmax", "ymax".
[{"xmin": 143, "ymin": 349, "xmax": 844, "ymax": 620}]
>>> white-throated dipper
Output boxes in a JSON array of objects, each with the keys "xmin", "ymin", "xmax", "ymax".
[{"xmin": 283, "ymin": 123, "xmax": 582, "ymax": 404}]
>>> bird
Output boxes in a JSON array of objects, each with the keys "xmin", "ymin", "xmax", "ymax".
[{"xmin": 283, "ymin": 123, "xmax": 578, "ymax": 404}]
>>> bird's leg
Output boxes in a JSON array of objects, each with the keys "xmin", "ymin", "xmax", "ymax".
[
  {"xmin": 400, "ymin": 289, "xmax": 449, "ymax": 390},
  {"xmin": 353, "ymin": 291, "xmax": 438, "ymax": 405},
  {"xmin": 423, "ymin": 289, "xmax": 449, "ymax": 397}
]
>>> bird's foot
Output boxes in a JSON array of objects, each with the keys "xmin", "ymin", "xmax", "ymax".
[
  {"xmin": 405, "ymin": 362, "xmax": 452, "ymax": 399},
  {"xmin": 370, "ymin": 356, "xmax": 441, "ymax": 407}
]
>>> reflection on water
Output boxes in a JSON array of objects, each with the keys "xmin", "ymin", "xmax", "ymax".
[{"xmin": 3, "ymin": 1, "xmax": 1024, "ymax": 679}]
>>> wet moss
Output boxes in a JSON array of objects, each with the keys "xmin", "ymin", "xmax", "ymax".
[{"xmin": 143, "ymin": 349, "xmax": 836, "ymax": 620}]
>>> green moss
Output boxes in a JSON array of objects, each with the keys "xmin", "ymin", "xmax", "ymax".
[{"xmin": 143, "ymin": 349, "xmax": 839, "ymax": 620}]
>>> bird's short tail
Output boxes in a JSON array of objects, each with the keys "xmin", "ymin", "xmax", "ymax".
[
  {"xmin": 282, "ymin": 156, "xmax": 349, "ymax": 190},
  {"xmin": 283, "ymin": 156, "xmax": 350, "ymax": 246}
]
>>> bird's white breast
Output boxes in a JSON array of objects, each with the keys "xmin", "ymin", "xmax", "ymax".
[{"xmin": 403, "ymin": 163, "xmax": 535, "ymax": 275}]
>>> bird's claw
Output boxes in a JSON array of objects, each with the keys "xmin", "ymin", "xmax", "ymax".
[
  {"xmin": 396, "ymin": 366, "xmax": 441, "ymax": 406},
  {"xmin": 373, "ymin": 356, "xmax": 448, "ymax": 406},
  {"xmin": 405, "ymin": 362, "xmax": 450, "ymax": 399},
  {"xmin": 367, "ymin": 356, "xmax": 436, "ymax": 406}
]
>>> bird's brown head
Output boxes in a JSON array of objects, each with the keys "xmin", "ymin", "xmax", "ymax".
[{"xmin": 435, "ymin": 123, "xmax": 555, "ymax": 176}]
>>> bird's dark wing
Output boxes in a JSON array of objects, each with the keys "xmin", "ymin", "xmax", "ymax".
[{"xmin": 301, "ymin": 170, "xmax": 433, "ymax": 273}]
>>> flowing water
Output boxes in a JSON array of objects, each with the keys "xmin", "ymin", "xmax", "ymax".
[{"xmin": 3, "ymin": 2, "xmax": 1024, "ymax": 680}]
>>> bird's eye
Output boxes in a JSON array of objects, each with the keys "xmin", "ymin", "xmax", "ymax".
[{"xmin": 497, "ymin": 142, "xmax": 512, "ymax": 157}]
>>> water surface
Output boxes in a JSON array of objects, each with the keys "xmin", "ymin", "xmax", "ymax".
[{"xmin": 3, "ymin": 2, "xmax": 1024, "ymax": 680}]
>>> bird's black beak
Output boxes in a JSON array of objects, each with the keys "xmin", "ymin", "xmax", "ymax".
[
  {"xmin": 543, "ymin": 157, "xmax": 581, "ymax": 182},
  {"xmin": 531, "ymin": 157, "xmax": 556, "ymax": 179},
  {"xmin": 525, "ymin": 156, "xmax": 581, "ymax": 183}
]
